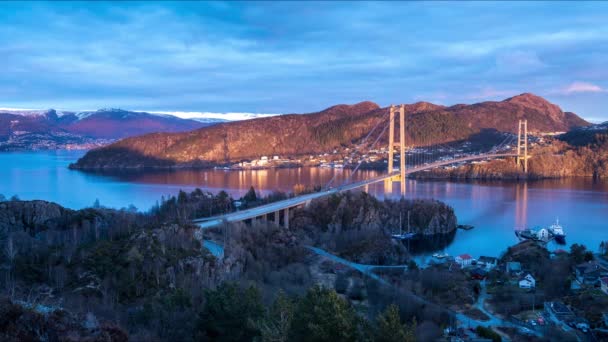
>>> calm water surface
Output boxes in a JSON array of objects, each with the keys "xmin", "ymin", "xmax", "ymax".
[{"xmin": 2, "ymin": 150, "xmax": 608, "ymax": 258}]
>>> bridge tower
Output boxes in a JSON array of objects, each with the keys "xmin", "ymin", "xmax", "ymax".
[
  {"xmin": 387, "ymin": 104, "xmax": 406, "ymax": 195},
  {"xmin": 516, "ymin": 119, "xmax": 528, "ymax": 173}
]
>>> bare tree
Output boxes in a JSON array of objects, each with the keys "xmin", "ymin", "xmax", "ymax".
[
  {"xmin": 5, "ymin": 236, "xmax": 18, "ymax": 298},
  {"xmin": 5, "ymin": 236, "xmax": 17, "ymax": 263}
]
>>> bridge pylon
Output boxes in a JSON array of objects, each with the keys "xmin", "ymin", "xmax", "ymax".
[
  {"xmin": 516, "ymin": 119, "xmax": 528, "ymax": 173},
  {"xmin": 388, "ymin": 104, "xmax": 406, "ymax": 195}
]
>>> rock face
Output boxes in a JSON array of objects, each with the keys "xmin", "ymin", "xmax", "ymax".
[
  {"xmin": 71, "ymin": 94, "xmax": 590, "ymax": 169},
  {"xmin": 0, "ymin": 297, "xmax": 128, "ymax": 342},
  {"xmin": 0, "ymin": 199, "xmax": 220, "ymax": 340},
  {"xmin": 0, "ymin": 200, "xmax": 70, "ymax": 236},
  {"xmin": 292, "ymin": 192, "xmax": 457, "ymax": 264},
  {"xmin": 414, "ymin": 136, "xmax": 608, "ymax": 180}
]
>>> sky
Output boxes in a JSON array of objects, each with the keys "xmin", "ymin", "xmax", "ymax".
[{"xmin": 1, "ymin": 1, "xmax": 607, "ymax": 122}]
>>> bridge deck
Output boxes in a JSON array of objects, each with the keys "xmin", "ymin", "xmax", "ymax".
[{"xmin": 195, "ymin": 153, "xmax": 517, "ymax": 229}]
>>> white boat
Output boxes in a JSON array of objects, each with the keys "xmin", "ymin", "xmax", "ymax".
[
  {"xmin": 432, "ymin": 253, "xmax": 449, "ymax": 259},
  {"xmin": 548, "ymin": 218, "xmax": 566, "ymax": 243}
]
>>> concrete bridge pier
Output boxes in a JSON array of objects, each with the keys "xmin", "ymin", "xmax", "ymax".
[{"xmin": 283, "ymin": 208, "xmax": 290, "ymax": 229}]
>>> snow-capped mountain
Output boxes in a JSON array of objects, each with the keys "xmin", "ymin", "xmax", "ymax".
[
  {"xmin": 145, "ymin": 110, "xmax": 279, "ymax": 122},
  {"xmin": 0, "ymin": 107, "xmax": 213, "ymax": 150}
]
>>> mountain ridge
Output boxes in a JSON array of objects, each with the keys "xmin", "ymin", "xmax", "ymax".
[
  {"xmin": 71, "ymin": 93, "xmax": 591, "ymax": 169},
  {"xmin": 0, "ymin": 108, "xmax": 213, "ymax": 150}
]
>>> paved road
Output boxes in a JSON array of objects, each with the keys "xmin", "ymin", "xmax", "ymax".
[
  {"xmin": 308, "ymin": 246, "xmax": 541, "ymax": 336},
  {"xmin": 474, "ymin": 280, "xmax": 499, "ymax": 324},
  {"xmin": 195, "ymin": 153, "xmax": 517, "ymax": 229},
  {"xmin": 306, "ymin": 246, "xmax": 408, "ymax": 284},
  {"xmin": 203, "ymin": 240, "xmax": 224, "ymax": 258}
]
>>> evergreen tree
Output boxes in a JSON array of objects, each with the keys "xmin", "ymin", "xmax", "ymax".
[
  {"xmin": 288, "ymin": 286, "xmax": 359, "ymax": 342},
  {"xmin": 570, "ymin": 244, "xmax": 587, "ymax": 264},
  {"xmin": 196, "ymin": 283, "xmax": 264, "ymax": 341},
  {"xmin": 258, "ymin": 291, "xmax": 295, "ymax": 342},
  {"xmin": 375, "ymin": 305, "xmax": 407, "ymax": 342},
  {"xmin": 178, "ymin": 190, "xmax": 188, "ymax": 204},
  {"xmin": 215, "ymin": 191, "xmax": 232, "ymax": 213},
  {"xmin": 243, "ymin": 186, "xmax": 258, "ymax": 203}
]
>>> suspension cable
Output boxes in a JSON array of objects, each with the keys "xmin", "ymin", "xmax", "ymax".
[{"xmin": 324, "ymin": 108, "xmax": 391, "ymax": 189}]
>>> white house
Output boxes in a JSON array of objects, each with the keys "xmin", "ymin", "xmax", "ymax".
[
  {"xmin": 537, "ymin": 228, "xmax": 550, "ymax": 241},
  {"xmin": 519, "ymin": 274, "xmax": 536, "ymax": 289},
  {"xmin": 478, "ymin": 256, "xmax": 498, "ymax": 270},
  {"xmin": 455, "ymin": 254, "xmax": 473, "ymax": 267}
]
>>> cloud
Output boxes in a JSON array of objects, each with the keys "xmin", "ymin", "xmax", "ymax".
[
  {"xmin": 495, "ymin": 51, "xmax": 545, "ymax": 74},
  {"xmin": 561, "ymin": 81, "xmax": 605, "ymax": 95},
  {"xmin": 1, "ymin": 2, "xmax": 608, "ymax": 121}
]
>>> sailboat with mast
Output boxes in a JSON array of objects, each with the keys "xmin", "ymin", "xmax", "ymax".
[{"xmin": 391, "ymin": 211, "xmax": 416, "ymax": 240}]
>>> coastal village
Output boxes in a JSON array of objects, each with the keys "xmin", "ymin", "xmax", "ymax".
[
  {"xmin": 221, "ymin": 128, "xmax": 563, "ymax": 172},
  {"xmin": 224, "ymin": 135, "xmax": 530, "ymax": 171},
  {"xmin": 404, "ymin": 239, "xmax": 608, "ymax": 341}
]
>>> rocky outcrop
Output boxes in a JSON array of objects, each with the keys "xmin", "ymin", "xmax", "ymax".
[
  {"xmin": 0, "ymin": 297, "xmax": 128, "ymax": 341},
  {"xmin": 413, "ymin": 138, "xmax": 608, "ymax": 180},
  {"xmin": 290, "ymin": 192, "xmax": 457, "ymax": 264},
  {"xmin": 0, "ymin": 200, "xmax": 70, "ymax": 236},
  {"xmin": 0, "ymin": 200, "xmax": 148, "ymax": 246}
]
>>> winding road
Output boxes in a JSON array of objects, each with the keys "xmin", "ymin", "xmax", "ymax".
[{"xmin": 307, "ymin": 245, "xmax": 541, "ymax": 336}]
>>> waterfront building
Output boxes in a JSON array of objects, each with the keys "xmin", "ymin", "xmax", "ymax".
[{"xmin": 455, "ymin": 254, "xmax": 473, "ymax": 267}]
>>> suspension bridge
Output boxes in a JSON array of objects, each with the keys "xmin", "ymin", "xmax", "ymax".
[{"xmin": 195, "ymin": 105, "xmax": 531, "ymax": 229}]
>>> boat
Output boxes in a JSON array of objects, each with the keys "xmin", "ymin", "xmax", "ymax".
[
  {"xmin": 515, "ymin": 227, "xmax": 551, "ymax": 242},
  {"xmin": 391, "ymin": 232, "xmax": 416, "ymax": 240},
  {"xmin": 432, "ymin": 252, "xmax": 449, "ymax": 259},
  {"xmin": 548, "ymin": 218, "xmax": 566, "ymax": 244},
  {"xmin": 457, "ymin": 224, "xmax": 474, "ymax": 230},
  {"xmin": 391, "ymin": 211, "xmax": 417, "ymax": 240}
]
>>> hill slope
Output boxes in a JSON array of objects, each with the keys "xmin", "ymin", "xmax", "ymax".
[
  {"xmin": 71, "ymin": 94, "xmax": 590, "ymax": 169},
  {"xmin": 559, "ymin": 121, "xmax": 608, "ymax": 146}
]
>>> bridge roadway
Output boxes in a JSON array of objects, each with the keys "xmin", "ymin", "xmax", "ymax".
[{"xmin": 195, "ymin": 153, "xmax": 517, "ymax": 229}]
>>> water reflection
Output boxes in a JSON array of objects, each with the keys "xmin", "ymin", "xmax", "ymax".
[
  {"xmin": 2, "ymin": 151, "xmax": 608, "ymax": 258},
  {"xmin": 514, "ymin": 182, "xmax": 528, "ymax": 229},
  {"xmin": 406, "ymin": 231, "xmax": 457, "ymax": 254},
  {"xmin": 82, "ymin": 167, "xmax": 386, "ymax": 196}
]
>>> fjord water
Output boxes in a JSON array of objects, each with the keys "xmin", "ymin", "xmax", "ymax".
[{"xmin": 2, "ymin": 150, "xmax": 608, "ymax": 258}]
